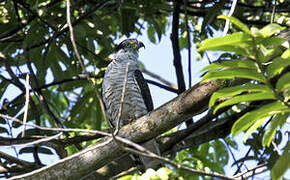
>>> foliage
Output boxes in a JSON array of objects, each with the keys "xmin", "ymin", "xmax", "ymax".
[
  {"xmin": 198, "ymin": 16, "xmax": 290, "ymax": 179},
  {"xmin": 120, "ymin": 167, "xmax": 173, "ymax": 180}
]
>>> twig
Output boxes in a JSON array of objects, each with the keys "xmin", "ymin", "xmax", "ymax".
[
  {"xmin": 114, "ymin": 63, "xmax": 130, "ymax": 135},
  {"xmin": 171, "ymin": 1, "xmax": 193, "ymax": 126},
  {"xmin": 223, "ymin": 139, "xmax": 240, "ymax": 172},
  {"xmin": 66, "ymin": 0, "xmax": 85, "ymax": 73},
  {"xmin": 271, "ymin": 140, "xmax": 282, "ymax": 155},
  {"xmin": 184, "ymin": 0, "xmax": 192, "ymax": 88},
  {"xmin": 270, "ymin": 0, "xmax": 276, "ymax": 23},
  {"xmin": 171, "ymin": 0, "xmax": 186, "ymax": 94},
  {"xmin": 232, "ymin": 164, "xmax": 266, "ymax": 178},
  {"xmin": 142, "ymin": 68, "xmax": 177, "ymax": 90},
  {"xmin": 0, "ymin": 151, "xmax": 35, "ymax": 168},
  {"xmin": 0, "ymin": 114, "xmax": 108, "ymax": 136},
  {"xmin": 22, "ymin": 74, "xmax": 30, "ymax": 137},
  {"xmin": 146, "ymin": 79, "xmax": 178, "ymax": 93},
  {"xmin": 5, "ymin": 133, "xmax": 63, "ymax": 148},
  {"xmin": 222, "ymin": 0, "xmax": 238, "ymax": 36},
  {"xmin": 66, "ymin": 0, "xmax": 109, "ymax": 128},
  {"xmin": 23, "ymin": 48, "xmax": 65, "ymax": 130}
]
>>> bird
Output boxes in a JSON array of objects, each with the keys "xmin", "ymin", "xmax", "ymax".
[{"xmin": 102, "ymin": 38, "xmax": 160, "ymax": 172}]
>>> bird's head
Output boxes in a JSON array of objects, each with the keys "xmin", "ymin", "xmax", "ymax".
[{"xmin": 114, "ymin": 39, "xmax": 145, "ymax": 53}]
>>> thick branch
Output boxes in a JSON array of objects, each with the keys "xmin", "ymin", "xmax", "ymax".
[{"xmin": 10, "ymin": 80, "xmax": 223, "ymax": 179}]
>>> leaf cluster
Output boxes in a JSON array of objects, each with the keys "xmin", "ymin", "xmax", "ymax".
[{"xmin": 198, "ymin": 16, "xmax": 290, "ymax": 179}]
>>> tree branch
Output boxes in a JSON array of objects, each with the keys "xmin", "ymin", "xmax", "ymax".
[{"xmin": 9, "ymin": 79, "xmax": 224, "ymax": 179}]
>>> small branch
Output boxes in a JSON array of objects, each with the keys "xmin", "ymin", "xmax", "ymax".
[
  {"xmin": 142, "ymin": 68, "xmax": 177, "ymax": 90},
  {"xmin": 171, "ymin": 0, "xmax": 186, "ymax": 94},
  {"xmin": 0, "ymin": 52, "xmax": 25, "ymax": 91},
  {"xmin": 66, "ymin": 0, "xmax": 85, "ymax": 73},
  {"xmin": 271, "ymin": 140, "xmax": 282, "ymax": 155},
  {"xmin": 184, "ymin": 0, "xmax": 192, "ymax": 88},
  {"xmin": 66, "ymin": 0, "xmax": 109, "ymax": 129},
  {"xmin": 21, "ymin": 74, "xmax": 30, "ymax": 137},
  {"xmin": 0, "ymin": 151, "xmax": 35, "ymax": 168},
  {"xmin": 270, "ymin": 0, "xmax": 277, "ymax": 23},
  {"xmin": 171, "ymin": 0, "xmax": 193, "ymax": 126},
  {"xmin": 146, "ymin": 79, "xmax": 178, "ymax": 93},
  {"xmin": 222, "ymin": 0, "xmax": 238, "ymax": 36},
  {"xmin": 0, "ymin": 114, "xmax": 108, "ymax": 136},
  {"xmin": 232, "ymin": 164, "xmax": 266, "ymax": 179},
  {"xmin": 23, "ymin": 48, "xmax": 65, "ymax": 130},
  {"xmin": 7, "ymin": 133, "xmax": 62, "ymax": 148}
]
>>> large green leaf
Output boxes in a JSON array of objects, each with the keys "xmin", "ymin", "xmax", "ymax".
[
  {"xmin": 271, "ymin": 142, "xmax": 290, "ymax": 180},
  {"xmin": 232, "ymin": 101, "xmax": 290, "ymax": 136},
  {"xmin": 262, "ymin": 114, "xmax": 287, "ymax": 147},
  {"xmin": 244, "ymin": 118, "xmax": 264, "ymax": 142},
  {"xmin": 202, "ymin": 68, "xmax": 266, "ymax": 83},
  {"xmin": 259, "ymin": 24, "xmax": 286, "ymax": 38},
  {"xmin": 209, "ymin": 84, "xmax": 271, "ymax": 107},
  {"xmin": 198, "ymin": 32, "xmax": 252, "ymax": 52},
  {"xmin": 217, "ymin": 15, "xmax": 251, "ymax": 34},
  {"xmin": 202, "ymin": 59, "xmax": 258, "ymax": 72},
  {"xmin": 276, "ymin": 72, "xmax": 290, "ymax": 91},
  {"xmin": 267, "ymin": 57, "xmax": 290, "ymax": 78},
  {"xmin": 213, "ymin": 92, "xmax": 276, "ymax": 114}
]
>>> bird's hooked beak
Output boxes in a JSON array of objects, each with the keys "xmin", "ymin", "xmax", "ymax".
[{"xmin": 138, "ymin": 41, "xmax": 145, "ymax": 50}]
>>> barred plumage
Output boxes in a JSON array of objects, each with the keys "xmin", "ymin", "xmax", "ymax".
[
  {"xmin": 102, "ymin": 46, "xmax": 148, "ymax": 126},
  {"xmin": 102, "ymin": 39, "xmax": 160, "ymax": 172}
]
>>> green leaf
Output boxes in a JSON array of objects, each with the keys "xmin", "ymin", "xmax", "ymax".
[
  {"xmin": 213, "ymin": 92, "xmax": 276, "ymax": 114},
  {"xmin": 267, "ymin": 57, "xmax": 290, "ymax": 78},
  {"xmin": 147, "ymin": 24, "xmax": 156, "ymax": 43},
  {"xmin": 259, "ymin": 24, "xmax": 286, "ymax": 38},
  {"xmin": 281, "ymin": 49, "xmax": 290, "ymax": 59},
  {"xmin": 217, "ymin": 15, "xmax": 251, "ymax": 34},
  {"xmin": 276, "ymin": 72, "xmax": 290, "ymax": 91},
  {"xmin": 259, "ymin": 37, "xmax": 286, "ymax": 47},
  {"xmin": 262, "ymin": 114, "xmax": 288, "ymax": 147},
  {"xmin": 209, "ymin": 84, "xmax": 271, "ymax": 107},
  {"xmin": 232, "ymin": 101, "xmax": 290, "ymax": 136},
  {"xmin": 198, "ymin": 32, "xmax": 252, "ymax": 53},
  {"xmin": 271, "ymin": 142, "xmax": 290, "ymax": 180},
  {"xmin": 202, "ymin": 68, "xmax": 266, "ymax": 83},
  {"xmin": 244, "ymin": 118, "xmax": 264, "ymax": 142},
  {"xmin": 202, "ymin": 59, "xmax": 258, "ymax": 72}
]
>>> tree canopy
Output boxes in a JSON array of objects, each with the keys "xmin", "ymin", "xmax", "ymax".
[{"xmin": 0, "ymin": 0, "xmax": 289, "ymax": 179}]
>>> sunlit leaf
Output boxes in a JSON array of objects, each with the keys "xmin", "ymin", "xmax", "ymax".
[
  {"xmin": 202, "ymin": 68, "xmax": 266, "ymax": 83},
  {"xmin": 271, "ymin": 142, "xmax": 290, "ymax": 180},
  {"xmin": 202, "ymin": 59, "xmax": 258, "ymax": 72},
  {"xmin": 276, "ymin": 72, "xmax": 290, "ymax": 91},
  {"xmin": 209, "ymin": 84, "xmax": 271, "ymax": 107},
  {"xmin": 244, "ymin": 118, "xmax": 264, "ymax": 142},
  {"xmin": 232, "ymin": 101, "xmax": 290, "ymax": 136},
  {"xmin": 262, "ymin": 114, "xmax": 287, "ymax": 147},
  {"xmin": 213, "ymin": 92, "xmax": 275, "ymax": 114},
  {"xmin": 267, "ymin": 57, "xmax": 290, "ymax": 78},
  {"xmin": 259, "ymin": 24, "xmax": 286, "ymax": 38},
  {"xmin": 217, "ymin": 15, "xmax": 251, "ymax": 34},
  {"xmin": 198, "ymin": 32, "xmax": 252, "ymax": 53}
]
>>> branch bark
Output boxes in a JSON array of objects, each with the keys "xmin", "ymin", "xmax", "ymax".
[{"xmin": 10, "ymin": 80, "xmax": 223, "ymax": 180}]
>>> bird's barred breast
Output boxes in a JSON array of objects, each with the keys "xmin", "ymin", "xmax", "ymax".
[{"xmin": 102, "ymin": 61, "xmax": 147, "ymax": 127}]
